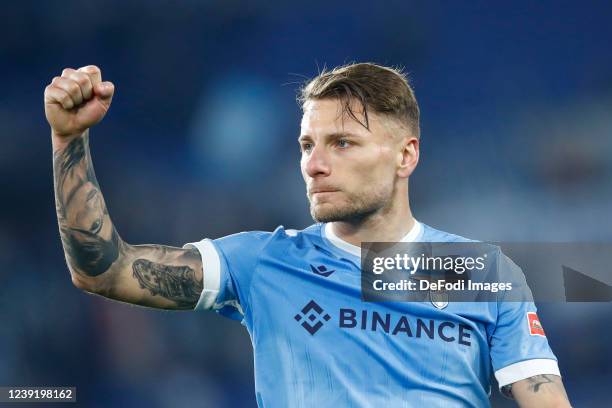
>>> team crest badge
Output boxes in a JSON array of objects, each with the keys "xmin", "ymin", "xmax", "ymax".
[{"xmin": 430, "ymin": 290, "xmax": 449, "ymax": 309}]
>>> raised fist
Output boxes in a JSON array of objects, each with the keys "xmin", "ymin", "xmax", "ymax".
[{"xmin": 44, "ymin": 65, "xmax": 114, "ymax": 138}]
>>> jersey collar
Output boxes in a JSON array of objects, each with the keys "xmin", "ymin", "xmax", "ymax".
[{"xmin": 322, "ymin": 220, "xmax": 423, "ymax": 259}]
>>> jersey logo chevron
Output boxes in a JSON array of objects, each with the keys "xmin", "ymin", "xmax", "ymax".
[{"xmin": 310, "ymin": 264, "xmax": 335, "ymax": 277}]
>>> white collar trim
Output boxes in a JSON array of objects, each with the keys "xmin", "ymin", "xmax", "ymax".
[{"xmin": 323, "ymin": 220, "xmax": 423, "ymax": 257}]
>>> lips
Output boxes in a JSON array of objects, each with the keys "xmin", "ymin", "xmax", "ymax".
[{"xmin": 309, "ymin": 188, "xmax": 338, "ymax": 195}]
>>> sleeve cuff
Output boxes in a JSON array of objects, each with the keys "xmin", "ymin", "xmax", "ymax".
[
  {"xmin": 495, "ymin": 358, "xmax": 561, "ymax": 388},
  {"xmin": 183, "ymin": 239, "xmax": 221, "ymax": 311}
]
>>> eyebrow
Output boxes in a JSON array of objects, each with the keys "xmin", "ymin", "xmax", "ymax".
[
  {"xmin": 85, "ymin": 188, "xmax": 98, "ymax": 202},
  {"xmin": 298, "ymin": 132, "xmax": 363, "ymax": 142}
]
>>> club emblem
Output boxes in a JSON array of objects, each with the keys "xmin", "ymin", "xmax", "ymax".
[{"xmin": 430, "ymin": 290, "xmax": 449, "ymax": 309}]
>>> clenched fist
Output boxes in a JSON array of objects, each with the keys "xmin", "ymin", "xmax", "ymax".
[{"xmin": 44, "ymin": 65, "xmax": 114, "ymax": 138}]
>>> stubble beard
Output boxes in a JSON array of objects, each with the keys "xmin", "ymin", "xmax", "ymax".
[{"xmin": 309, "ymin": 186, "xmax": 393, "ymax": 223}]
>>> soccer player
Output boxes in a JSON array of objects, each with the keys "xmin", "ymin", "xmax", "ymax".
[{"xmin": 45, "ymin": 63, "xmax": 572, "ymax": 407}]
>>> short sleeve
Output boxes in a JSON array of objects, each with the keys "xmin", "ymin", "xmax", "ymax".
[
  {"xmin": 184, "ymin": 231, "xmax": 272, "ymax": 321},
  {"xmin": 490, "ymin": 254, "xmax": 560, "ymax": 390}
]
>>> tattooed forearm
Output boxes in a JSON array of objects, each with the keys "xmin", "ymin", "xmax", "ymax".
[
  {"xmin": 53, "ymin": 132, "xmax": 121, "ymax": 277},
  {"xmin": 132, "ymin": 256, "xmax": 203, "ymax": 308}
]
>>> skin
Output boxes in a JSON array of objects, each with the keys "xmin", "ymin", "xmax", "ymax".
[
  {"xmin": 299, "ymin": 98, "xmax": 419, "ymax": 245},
  {"xmin": 45, "ymin": 66, "xmax": 571, "ymax": 405},
  {"xmin": 506, "ymin": 374, "xmax": 572, "ymax": 407}
]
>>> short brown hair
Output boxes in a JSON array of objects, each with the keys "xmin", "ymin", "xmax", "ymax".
[{"xmin": 299, "ymin": 62, "xmax": 420, "ymax": 137}]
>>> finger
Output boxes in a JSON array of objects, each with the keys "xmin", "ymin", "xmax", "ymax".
[
  {"xmin": 78, "ymin": 65, "xmax": 102, "ymax": 87},
  {"xmin": 93, "ymin": 81, "xmax": 114, "ymax": 102},
  {"xmin": 45, "ymin": 85, "xmax": 74, "ymax": 110},
  {"xmin": 52, "ymin": 76, "xmax": 84, "ymax": 106},
  {"xmin": 65, "ymin": 70, "xmax": 93, "ymax": 100},
  {"xmin": 61, "ymin": 68, "xmax": 76, "ymax": 78}
]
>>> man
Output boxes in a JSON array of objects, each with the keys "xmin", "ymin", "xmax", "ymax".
[{"xmin": 45, "ymin": 63, "xmax": 572, "ymax": 407}]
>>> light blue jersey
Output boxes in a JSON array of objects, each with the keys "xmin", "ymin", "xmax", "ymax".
[{"xmin": 185, "ymin": 221, "xmax": 559, "ymax": 407}]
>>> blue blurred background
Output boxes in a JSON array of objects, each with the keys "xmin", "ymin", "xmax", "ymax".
[{"xmin": 1, "ymin": 0, "xmax": 611, "ymax": 406}]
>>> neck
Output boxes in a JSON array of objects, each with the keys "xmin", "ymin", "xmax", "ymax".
[{"xmin": 330, "ymin": 192, "xmax": 415, "ymax": 247}]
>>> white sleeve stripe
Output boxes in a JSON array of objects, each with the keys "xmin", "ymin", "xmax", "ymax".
[
  {"xmin": 183, "ymin": 239, "xmax": 221, "ymax": 311},
  {"xmin": 495, "ymin": 359, "xmax": 561, "ymax": 388}
]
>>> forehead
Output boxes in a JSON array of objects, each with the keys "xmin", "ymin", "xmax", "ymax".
[{"xmin": 300, "ymin": 99, "xmax": 372, "ymax": 135}]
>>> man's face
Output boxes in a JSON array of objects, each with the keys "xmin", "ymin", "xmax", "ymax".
[
  {"xmin": 65, "ymin": 180, "xmax": 112, "ymax": 241},
  {"xmin": 62, "ymin": 178, "xmax": 119, "ymax": 276},
  {"xmin": 299, "ymin": 98, "xmax": 405, "ymax": 223}
]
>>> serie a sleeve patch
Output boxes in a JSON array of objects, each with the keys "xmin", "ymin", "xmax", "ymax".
[{"xmin": 527, "ymin": 312, "xmax": 546, "ymax": 337}]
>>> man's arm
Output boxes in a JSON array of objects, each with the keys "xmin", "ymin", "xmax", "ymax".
[
  {"xmin": 502, "ymin": 374, "xmax": 572, "ymax": 408},
  {"xmin": 46, "ymin": 65, "xmax": 203, "ymax": 310}
]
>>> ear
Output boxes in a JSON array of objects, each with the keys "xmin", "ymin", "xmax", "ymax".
[{"xmin": 396, "ymin": 136, "xmax": 419, "ymax": 178}]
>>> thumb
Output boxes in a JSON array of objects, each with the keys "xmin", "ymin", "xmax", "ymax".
[{"xmin": 93, "ymin": 81, "xmax": 115, "ymax": 102}]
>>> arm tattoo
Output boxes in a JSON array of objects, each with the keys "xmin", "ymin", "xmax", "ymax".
[
  {"xmin": 501, "ymin": 384, "xmax": 513, "ymax": 399},
  {"xmin": 53, "ymin": 135, "xmax": 203, "ymax": 309},
  {"xmin": 132, "ymin": 257, "xmax": 202, "ymax": 308},
  {"xmin": 53, "ymin": 133, "xmax": 120, "ymax": 277},
  {"xmin": 526, "ymin": 374, "xmax": 555, "ymax": 393}
]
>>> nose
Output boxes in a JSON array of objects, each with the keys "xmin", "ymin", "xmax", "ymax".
[{"xmin": 304, "ymin": 144, "xmax": 331, "ymax": 179}]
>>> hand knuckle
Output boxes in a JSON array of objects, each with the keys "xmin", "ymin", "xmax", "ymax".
[
  {"xmin": 80, "ymin": 65, "xmax": 100, "ymax": 76},
  {"xmin": 68, "ymin": 81, "xmax": 81, "ymax": 94},
  {"xmin": 74, "ymin": 73, "xmax": 90, "ymax": 87}
]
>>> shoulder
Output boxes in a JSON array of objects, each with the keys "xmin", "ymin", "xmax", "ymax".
[
  {"xmin": 419, "ymin": 222, "xmax": 506, "ymax": 260},
  {"xmin": 214, "ymin": 224, "xmax": 323, "ymax": 252},
  {"xmin": 418, "ymin": 222, "xmax": 479, "ymax": 243}
]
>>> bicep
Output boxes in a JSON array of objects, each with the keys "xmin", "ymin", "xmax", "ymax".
[
  {"xmin": 94, "ymin": 243, "xmax": 204, "ymax": 310},
  {"xmin": 507, "ymin": 375, "xmax": 571, "ymax": 408}
]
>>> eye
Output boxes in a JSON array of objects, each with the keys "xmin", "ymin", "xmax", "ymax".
[
  {"xmin": 300, "ymin": 142, "xmax": 313, "ymax": 153},
  {"xmin": 337, "ymin": 139, "xmax": 351, "ymax": 149},
  {"xmin": 90, "ymin": 219, "xmax": 102, "ymax": 234}
]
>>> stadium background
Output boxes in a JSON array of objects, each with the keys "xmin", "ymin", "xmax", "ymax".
[{"xmin": 1, "ymin": 1, "xmax": 611, "ymax": 406}]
